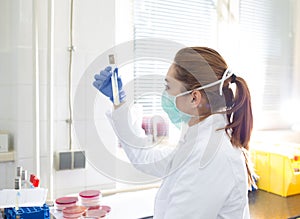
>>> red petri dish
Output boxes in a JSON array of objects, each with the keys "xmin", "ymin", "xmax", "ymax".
[
  {"xmin": 100, "ymin": 205, "xmax": 111, "ymax": 213},
  {"xmin": 79, "ymin": 190, "xmax": 100, "ymax": 198},
  {"xmin": 63, "ymin": 206, "xmax": 87, "ymax": 218},
  {"xmin": 88, "ymin": 205, "xmax": 100, "ymax": 210},
  {"xmin": 55, "ymin": 197, "xmax": 78, "ymax": 210},
  {"xmin": 86, "ymin": 209, "xmax": 107, "ymax": 218},
  {"xmin": 56, "ymin": 197, "xmax": 78, "ymax": 205}
]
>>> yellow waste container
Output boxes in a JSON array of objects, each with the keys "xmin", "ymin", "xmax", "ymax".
[{"xmin": 251, "ymin": 143, "xmax": 300, "ymax": 197}]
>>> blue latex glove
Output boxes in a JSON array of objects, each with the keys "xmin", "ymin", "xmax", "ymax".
[{"xmin": 93, "ymin": 66, "xmax": 126, "ymax": 103}]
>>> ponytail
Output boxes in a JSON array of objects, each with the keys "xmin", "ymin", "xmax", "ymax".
[
  {"xmin": 225, "ymin": 76, "xmax": 253, "ymax": 149},
  {"xmin": 224, "ymin": 76, "xmax": 256, "ymax": 189}
]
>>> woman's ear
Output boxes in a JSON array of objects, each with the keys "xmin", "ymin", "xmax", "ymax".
[{"xmin": 191, "ymin": 90, "xmax": 202, "ymax": 107}]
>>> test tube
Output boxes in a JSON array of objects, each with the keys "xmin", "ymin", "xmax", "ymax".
[
  {"xmin": 16, "ymin": 166, "xmax": 22, "ymax": 178},
  {"xmin": 15, "ymin": 178, "xmax": 21, "ymax": 190},
  {"xmin": 15, "ymin": 178, "xmax": 21, "ymax": 211},
  {"xmin": 21, "ymin": 170, "xmax": 27, "ymax": 181},
  {"xmin": 109, "ymin": 54, "xmax": 120, "ymax": 105},
  {"xmin": 21, "ymin": 170, "xmax": 27, "ymax": 188}
]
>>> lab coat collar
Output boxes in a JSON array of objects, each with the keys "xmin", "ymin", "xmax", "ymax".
[
  {"xmin": 185, "ymin": 114, "xmax": 227, "ymax": 139},
  {"xmin": 184, "ymin": 114, "xmax": 228, "ymax": 169}
]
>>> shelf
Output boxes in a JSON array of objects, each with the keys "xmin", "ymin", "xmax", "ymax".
[{"xmin": 0, "ymin": 151, "xmax": 14, "ymax": 162}]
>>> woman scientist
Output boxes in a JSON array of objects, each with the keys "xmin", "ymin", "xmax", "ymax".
[{"xmin": 93, "ymin": 47, "xmax": 256, "ymax": 219}]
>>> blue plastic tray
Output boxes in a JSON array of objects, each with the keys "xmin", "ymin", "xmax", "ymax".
[{"xmin": 4, "ymin": 204, "xmax": 50, "ymax": 219}]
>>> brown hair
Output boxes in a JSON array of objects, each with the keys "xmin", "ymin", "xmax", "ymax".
[{"xmin": 173, "ymin": 47, "xmax": 255, "ymax": 188}]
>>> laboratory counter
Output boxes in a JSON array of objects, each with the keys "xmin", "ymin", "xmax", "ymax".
[{"xmin": 51, "ymin": 187, "xmax": 157, "ymax": 219}]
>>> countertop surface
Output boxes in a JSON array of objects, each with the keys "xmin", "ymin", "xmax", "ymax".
[{"xmin": 51, "ymin": 188, "xmax": 157, "ymax": 219}]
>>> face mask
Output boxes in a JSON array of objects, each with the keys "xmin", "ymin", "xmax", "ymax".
[
  {"xmin": 161, "ymin": 68, "xmax": 234, "ymax": 127},
  {"xmin": 161, "ymin": 90, "xmax": 192, "ymax": 128}
]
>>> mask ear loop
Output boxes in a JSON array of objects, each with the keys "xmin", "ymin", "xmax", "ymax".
[
  {"xmin": 175, "ymin": 68, "xmax": 234, "ymax": 97},
  {"xmin": 219, "ymin": 68, "xmax": 233, "ymax": 96}
]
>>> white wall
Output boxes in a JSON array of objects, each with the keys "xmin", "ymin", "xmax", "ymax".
[
  {"xmin": 293, "ymin": 0, "xmax": 300, "ymax": 99},
  {"xmin": 0, "ymin": 0, "xmax": 117, "ymax": 198}
]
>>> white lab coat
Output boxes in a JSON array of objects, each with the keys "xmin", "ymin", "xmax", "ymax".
[{"xmin": 107, "ymin": 103, "xmax": 250, "ymax": 219}]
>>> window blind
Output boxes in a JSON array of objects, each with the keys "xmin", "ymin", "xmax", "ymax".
[
  {"xmin": 133, "ymin": 0, "xmax": 217, "ymax": 116},
  {"xmin": 239, "ymin": 0, "xmax": 294, "ymax": 114},
  {"xmin": 132, "ymin": 0, "xmax": 294, "ymax": 128}
]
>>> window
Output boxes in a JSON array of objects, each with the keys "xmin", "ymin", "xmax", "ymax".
[
  {"xmin": 132, "ymin": 0, "xmax": 295, "ymax": 130},
  {"xmin": 133, "ymin": 0, "xmax": 218, "ymax": 116},
  {"xmin": 238, "ymin": 0, "xmax": 294, "ymax": 129}
]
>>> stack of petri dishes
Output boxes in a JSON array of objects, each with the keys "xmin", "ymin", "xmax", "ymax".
[
  {"xmin": 55, "ymin": 197, "xmax": 78, "ymax": 211},
  {"xmin": 79, "ymin": 190, "xmax": 101, "ymax": 207}
]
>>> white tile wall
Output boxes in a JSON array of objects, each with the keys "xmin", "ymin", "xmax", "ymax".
[
  {"xmin": 14, "ymin": 48, "xmax": 33, "ymax": 85},
  {"xmin": 53, "ymin": 120, "xmax": 69, "ymax": 151},
  {"xmin": 39, "ymin": 84, "xmax": 49, "ymax": 121},
  {"xmin": 0, "ymin": 0, "xmax": 117, "ymax": 199},
  {"xmin": 0, "ymin": 0, "xmax": 11, "ymax": 52},
  {"xmin": 0, "ymin": 53, "xmax": 11, "ymax": 84},
  {"xmin": 14, "ymin": 0, "xmax": 32, "ymax": 48},
  {"xmin": 75, "ymin": 0, "xmax": 116, "ymax": 52},
  {"xmin": 14, "ymin": 121, "xmax": 34, "ymax": 159},
  {"xmin": 53, "ymin": 85, "xmax": 69, "ymax": 120},
  {"xmin": 38, "ymin": 49, "xmax": 48, "ymax": 85},
  {"xmin": 40, "ymin": 156, "xmax": 51, "ymax": 188},
  {"xmin": 0, "ymin": 162, "xmax": 15, "ymax": 189},
  {"xmin": 36, "ymin": 0, "xmax": 49, "ymax": 50},
  {"xmin": 0, "ymin": 163, "xmax": 6, "ymax": 188},
  {"xmin": 0, "ymin": 120, "xmax": 13, "ymax": 134},
  {"xmin": 10, "ymin": 85, "xmax": 18, "ymax": 122},
  {"xmin": 53, "ymin": 0, "xmax": 69, "ymax": 49},
  {"xmin": 16, "ymin": 85, "xmax": 33, "ymax": 121},
  {"xmin": 72, "ymin": 84, "xmax": 87, "ymax": 121},
  {"xmin": 0, "ymin": 121, "xmax": 14, "ymax": 147},
  {"xmin": 85, "ymin": 161, "xmax": 116, "ymax": 189},
  {"xmin": 53, "ymin": 49, "xmax": 69, "ymax": 86},
  {"xmin": 0, "ymin": 86, "xmax": 12, "ymax": 120},
  {"xmin": 72, "ymin": 120, "xmax": 86, "ymax": 150},
  {"xmin": 54, "ymin": 168, "xmax": 86, "ymax": 197},
  {"xmin": 72, "ymin": 54, "xmax": 87, "ymax": 88},
  {"xmin": 39, "ymin": 121, "xmax": 49, "ymax": 156},
  {"xmin": 6, "ymin": 162, "xmax": 16, "ymax": 189}
]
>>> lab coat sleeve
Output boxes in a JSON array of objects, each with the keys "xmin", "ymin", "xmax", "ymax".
[{"xmin": 106, "ymin": 102, "xmax": 175, "ymax": 178}]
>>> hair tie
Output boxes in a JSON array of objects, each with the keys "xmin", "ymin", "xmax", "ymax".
[{"xmin": 231, "ymin": 74, "xmax": 237, "ymax": 83}]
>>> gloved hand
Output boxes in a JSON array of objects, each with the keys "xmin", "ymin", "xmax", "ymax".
[{"xmin": 93, "ymin": 66, "xmax": 126, "ymax": 103}]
